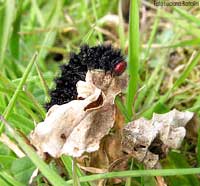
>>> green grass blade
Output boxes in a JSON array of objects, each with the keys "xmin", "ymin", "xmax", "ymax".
[
  {"xmin": 172, "ymin": 51, "xmax": 200, "ymax": 90},
  {"xmin": 9, "ymin": 0, "xmax": 23, "ymax": 60},
  {"xmin": 81, "ymin": 27, "xmax": 96, "ymax": 44},
  {"xmin": 0, "ymin": 117, "xmax": 67, "ymax": 186},
  {"xmin": 134, "ymin": 54, "xmax": 166, "ymax": 112},
  {"xmin": 15, "ymin": 137, "xmax": 67, "ymax": 186},
  {"xmin": 126, "ymin": 0, "xmax": 140, "ymax": 119},
  {"xmin": 0, "ymin": 171, "xmax": 26, "ymax": 186},
  {"xmin": 61, "ymin": 155, "xmax": 90, "ymax": 186},
  {"xmin": 0, "ymin": 53, "xmax": 38, "ymax": 132},
  {"xmin": 125, "ymin": 158, "xmax": 134, "ymax": 186},
  {"xmin": 173, "ymin": 7, "xmax": 200, "ymax": 27},
  {"xmin": 115, "ymin": 96, "xmax": 131, "ymax": 122},
  {"xmin": 142, "ymin": 10, "xmax": 160, "ymax": 62},
  {"xmin": 143, "ymin": 71, "xmax": 164, "ymax": 107},
  {"xmin": 35, "ymin": 63, "xmax": 50, "ymax": 103},
  {"xmin": 37, "ymin": 1, "xmax": 62, "ymax": 71},
  {"xmin": 24, "ymin": 90, "xmax": 46, "ymax": 119},
  {"xmin": 0, "ymin": 79, "xmax": 45, "ymax": 121},
  {"xmin": 91, "ymin": 0, "xmax": 103, "ymax": 42},
  {"xmin": 118, "ymin": 0, "xmax": 126, "ymax": 52},
  {"xmin": 162, "ymin": 38, "xmax": 200, "ymax": 48},
  {"xmin": 72, "ymin": 158, "xmax": 81, "ymax": 186},
  {"xmin": 61, "ymin": 155, "xmax": 74, "ymax": 178},
  {"xmin": 0, "ymin": 175, "xmax": 10, "ymax": 186},
  {"xmin": 65, "ymin": 167, "xmax": 200, "ymax": 185},
  {"xmin": 165, "ymin": 151, "xmax": 200, "ymax": 186},
  {"xmin": 0, "ymin": 0, "xmax": 16, "ymax": 66},
  {"xmin": 197, "ymin": 116, "xmax": 200, "ymax": 166},
  {"xmin": 142, "ymin": 51, "xmax": 200, "ymax": 118},
  {"xmin": 31, "ymin": 0, "xmax": 44, "ymax": 27}
]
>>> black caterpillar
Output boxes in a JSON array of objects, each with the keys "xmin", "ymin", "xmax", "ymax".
[{"xmin": 45, "ymin": 45, "xmax": 127, "ymax": 110}]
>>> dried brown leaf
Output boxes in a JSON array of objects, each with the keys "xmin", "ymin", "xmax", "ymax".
[
  {"xmin": 30, "ymin": 70, "xmax": 127, "ymax": 158},
  {"xmin": 0, "ymin": 133, "xmax": 25, "ymax": 158},
  {"xmin": 122, "ymin": 109, "xmax": 194, "ymax": 168},
  {"xmin": 78, "ymin": 165, "xmax": 107, "ymax": 174},
  {"xmin": 156, "ymin": 176, "xmax": 167, "ymax": 186}
]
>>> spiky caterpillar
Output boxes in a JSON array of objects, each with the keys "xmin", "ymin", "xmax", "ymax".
[{"xmin": 46, "ymin": 44, "xmax": 127, "ymax": 110}]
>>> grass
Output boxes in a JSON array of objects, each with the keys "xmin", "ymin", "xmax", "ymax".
[
  {"xmin": 125, "ymin": 0, "xmax": 140, "ymax": 119},
  {"xmin": 0, "ymin": 0, "xmax": 200, "ymax": 186},
  {"xmin": 1, "ymin": 53, "xmax": 37, "ymax": 129},
  {"xmin": 0, "ymin": 116, "xmax": 67, "ymax": 186},
  {"xmin": 65, "ymin": 167, "xmax": 200, "ymax": 185}
]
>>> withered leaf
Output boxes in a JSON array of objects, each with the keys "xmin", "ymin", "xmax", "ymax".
[
  {"xmin": 122, "ymin": 109, "xmax": 194, "ymax": 168},
  {"xmin": 30, "ymin": 70, "xmax": 127, "ymax": 158}
]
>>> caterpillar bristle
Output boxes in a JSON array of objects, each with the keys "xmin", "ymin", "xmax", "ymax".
[{"xmin": 45, "ymin": 44, "xmax": 125, "ymax": 110}]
